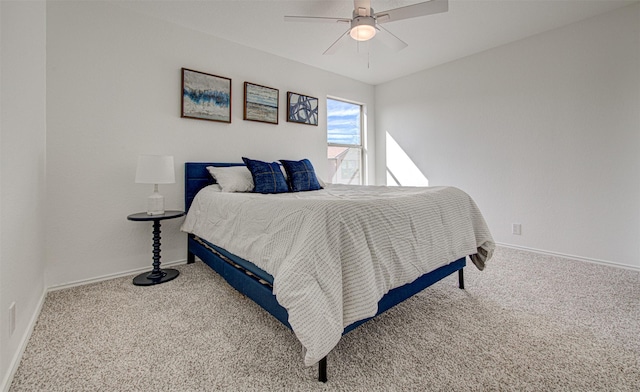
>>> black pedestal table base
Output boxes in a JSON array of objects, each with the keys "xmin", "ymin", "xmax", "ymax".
[
  {"xmin": 132, "ymin": 268, "xmax": 180, "ymax": 286},
  {"xmin": 127, "ymin": 210, "xmax": 185, "ymax": 287}
]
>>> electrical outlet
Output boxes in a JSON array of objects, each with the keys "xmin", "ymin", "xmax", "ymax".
[
  {"xmin": 9, "ymin": 302, "xmax": 16, "ymax": 336},
  {"xmin": 512, "ymin": 223, "xmax": 522, "ymax": 236}
]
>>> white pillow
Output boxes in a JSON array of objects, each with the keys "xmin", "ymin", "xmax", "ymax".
[{"xmin": 206, "ymin": 166, "xmax": 254, "ymax": 192}]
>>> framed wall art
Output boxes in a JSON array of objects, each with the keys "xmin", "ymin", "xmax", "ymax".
[
  {"xmin": 244, "ymin": 82, "xmax": 279, "ymax": 124},
  {"xmin": 181, "ymin": 68, "xmax": 231, "ymax": 123},
  {"xmin": 287, "ymin": 91, "xmax": 318, "ymax": 126}
]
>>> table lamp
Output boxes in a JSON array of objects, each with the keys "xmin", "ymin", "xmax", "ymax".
[{"xmin": 135, "ymin": 154, "xmax": 175, "ymax": 215}]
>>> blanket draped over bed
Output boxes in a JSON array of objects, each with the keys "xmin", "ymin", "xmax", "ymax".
[{"xmin": 181, "ymin": 184, "xmax": 494, "ymax": 366}]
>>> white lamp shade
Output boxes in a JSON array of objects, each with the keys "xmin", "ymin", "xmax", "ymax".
[{"xmin": 135, "ymin": 155, "xmax": 175, "ymax": 184}]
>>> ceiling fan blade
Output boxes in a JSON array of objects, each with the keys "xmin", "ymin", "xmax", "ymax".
[
  {"xmin": 323, "ymin": 30, "xmax": 352, "ymax": 55},
  {"xmin": 375, "ymin": 0, "xmax": 448, "ymax": 24},
  {"xmin": 375, "ymin": 25, "xmax": 408, "ymax": 52},
  {"xmin": 355, "ymin": 39, "xmax": 372, "ymax": 55},
  {"xmin": 284, "ymin": 15, "xmax": 350, "ymax": 24}
]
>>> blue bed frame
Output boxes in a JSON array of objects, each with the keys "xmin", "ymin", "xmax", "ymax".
[{"xmin": 185, "ymin": 162, "xmax": 466, "ymax": 382}]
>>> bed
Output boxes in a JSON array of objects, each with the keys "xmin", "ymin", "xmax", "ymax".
[{"xmin": 182, "ymin": 162, "xmax": 494, "ymax": 382}]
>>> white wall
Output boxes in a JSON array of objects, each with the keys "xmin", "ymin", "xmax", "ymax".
[
  {"xmin": 45, "ymin": 1, "xmax": 375, "ymax": 287},
  {"xmin": 376, "ymin": 3, "xmax": 640, "ymax": 268},
  {"xmin": 0, "ymin": 0, "xmax": 47, "ymax": 388},
  {"xmin": 2, "ymin": 0, "xmax": 637, "ymax": 387}
]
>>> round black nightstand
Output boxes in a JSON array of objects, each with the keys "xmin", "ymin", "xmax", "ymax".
[{"xmin": 127, "ymin": 210, "xmax": 186, "ymax": 286}]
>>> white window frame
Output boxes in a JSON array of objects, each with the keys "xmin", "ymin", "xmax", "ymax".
[{"xmin": 326, "ymin": 97, "xmax": 366, "ymax": 185}]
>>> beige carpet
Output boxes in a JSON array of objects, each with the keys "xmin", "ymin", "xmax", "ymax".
[{"xmin": 9, "ymin": 247, "xmax": 640, "ymax": 391}]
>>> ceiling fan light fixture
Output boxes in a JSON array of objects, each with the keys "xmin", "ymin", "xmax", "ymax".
[
  {"xmin": 285, "ymin": 0, "xmax": 450, "ymax": 55},
  {"xmin": 350, "ymin": 16, "xmax": 376, "ymax": 41}
]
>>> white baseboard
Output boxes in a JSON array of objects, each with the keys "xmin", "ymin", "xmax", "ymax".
[
  {"xmin": 48, "ymin": 259, "xmax": 188, "ymax": 292},
  {"xmin": 1, "ymin": 258, "xmax": 189, "ymax": 391},
  {"xmin": 1, "ymin": 287, "xmax": 47, "ymax": 392},
  {"xmin": 1, "ymin": 247, "xmax": 636, "ymax": 391},
  {"xmin": 496, "ymin": 242, "xmax": 640, "ymax": 272}
]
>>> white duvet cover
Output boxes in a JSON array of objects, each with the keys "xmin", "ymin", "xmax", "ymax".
[{"xmin": 181, "ymin": 184, "xmax": 494, "ymax": 366}]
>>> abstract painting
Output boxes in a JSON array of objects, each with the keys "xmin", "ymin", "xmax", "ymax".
[
  {"xmin": 181, "ymin": 68, "xmax": 231, "ymax": 123},
  {"xmin": 287, "ymin": 92, "xmax": 318, "ymax": 126},
  {"xmin": 244, "ymin": 82, "xmax": 279, "ymax": 124}
]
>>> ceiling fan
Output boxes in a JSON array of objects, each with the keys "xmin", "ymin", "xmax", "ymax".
[{"xmin": 284, "ymin": 0, "xmax": 448, "ymax": 55}]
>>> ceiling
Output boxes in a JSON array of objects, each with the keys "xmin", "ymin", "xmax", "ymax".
[{"xmin": 117, "ymin": 0, "xmax": 637, "ymax": 85}]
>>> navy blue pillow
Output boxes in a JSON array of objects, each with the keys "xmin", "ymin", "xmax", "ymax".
[
  {"xmin": 280, "ymin": 159, "xmax": 322, "ymax": 192},
  {"xmin": 241, "ymin": 157, "xmax": 289, "ymax": 194}
]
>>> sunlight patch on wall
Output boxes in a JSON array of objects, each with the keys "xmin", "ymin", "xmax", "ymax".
[{"xmin": 386, "ymin": 132, "xmax": 428, "ymax": 187}]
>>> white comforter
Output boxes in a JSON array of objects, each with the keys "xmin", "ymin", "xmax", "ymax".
[{"xmin": 181, "ymin": 184, "xmax": 494, "ymax": 366}]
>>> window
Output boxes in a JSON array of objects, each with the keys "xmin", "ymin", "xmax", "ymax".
[{"xmin": 327, "ymin": 98, "xmax": 364, "ymax": 185}]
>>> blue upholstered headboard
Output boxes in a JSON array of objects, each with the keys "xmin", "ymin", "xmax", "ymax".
[{"xmin": 184, "ymin": 162, "xmax": 245, "ymax": 211}]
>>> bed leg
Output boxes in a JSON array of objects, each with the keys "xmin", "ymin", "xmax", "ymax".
[
  {"xmin": 187, "ymin": 252, "xmax": 195, "ymax": 264},
  {"xmin": 458, "ymin": 268, "xmax": 465, "ymax": 290},
  {"xmin": 318, "ymin": 356, "xmax": 327, "ymax": 383}
]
